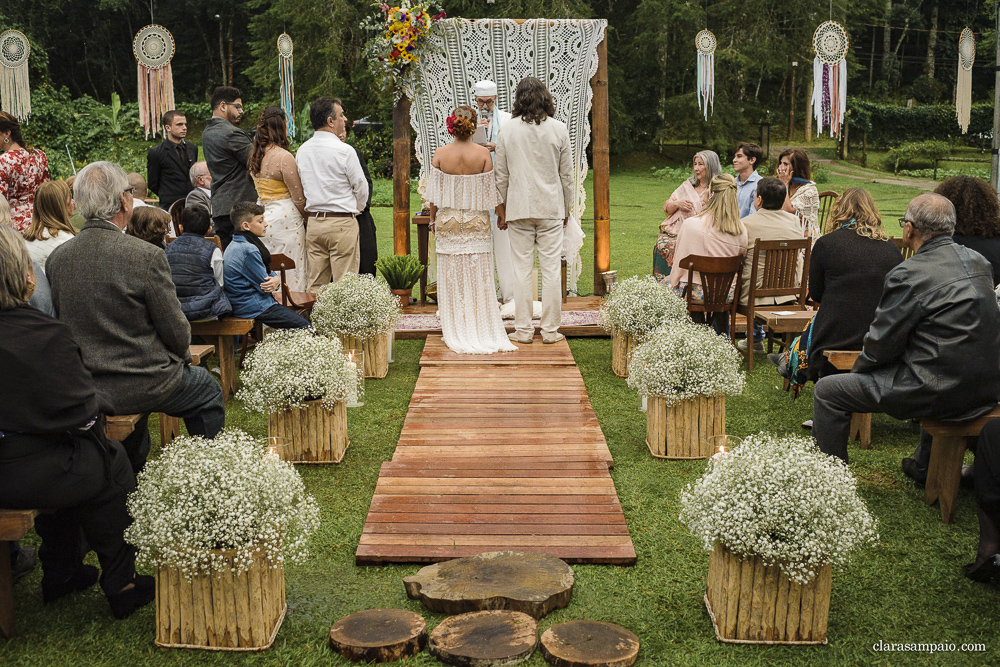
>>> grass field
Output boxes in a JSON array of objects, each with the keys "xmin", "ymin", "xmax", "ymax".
[{"xmin": 4, "ymin": 169, "xmax": 994, "ymax": 666}]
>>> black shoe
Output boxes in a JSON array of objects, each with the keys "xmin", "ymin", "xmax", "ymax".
[
  {"xmin": 11, "ymin": 545, "xmax": 37, "ymax": 583},
  {"xmin": 964, "ymin": 555, "xmax": 1000, "ymax": 583},
  {"xmin": 901, "ymin": 457, "xmax": 927, "ymax": 488},
  {"xmin": 960, "ymin": 465, "xmax": 975, "ymax": 490},
  {"xmin": 108, "ymin": 575, "xmax": 156, "ymax": 620},
  {"xmin": 42, "ymin": 564, "xmax": 99, "ymax": 603}
]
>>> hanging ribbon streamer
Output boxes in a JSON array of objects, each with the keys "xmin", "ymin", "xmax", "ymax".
[
  {"xmin": 695, "ymin": 30, "xmax": 716, "ymax": 121},
  {"xmin": 0, "ymin": 30, "xmax": 31, "ymax": 122},
  {"xmin": 133, "ymin": 25, "xmax": 176, "ymax": 139},
  {"xmin": 810, "ymin": 21, "xmax": 849, "ymax": 138},
  {"xmin": 277, "ymin": 33, "xmax": 296, "ymax": 137},
  {"xmin": 957, "ymin": 28, "xmax": 975, "ymax": 134}
]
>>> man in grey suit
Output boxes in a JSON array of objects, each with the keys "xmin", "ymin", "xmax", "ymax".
[
  {"xmin": 184, "ymin": 161, "xmax": 213, "ymax": 213},
  {"xmin": 202, "ymin": 86, "xmax": 257, "ymax": 249},
  {"xmin": 47, "ymin": 161, "xmax": 225, "ymax": 472}
]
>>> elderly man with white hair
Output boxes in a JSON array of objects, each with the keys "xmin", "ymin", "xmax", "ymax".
[
  {"xmin": 46, "ymin": 161, "xmax": 225, "ymax": 473},
  {"xmin": 812, "ymin": 193, "xmax": 1000, "ymax": 467},
  {"xmin": 185, "ymin": 161, "xmax": 213, "ymax": 213}
]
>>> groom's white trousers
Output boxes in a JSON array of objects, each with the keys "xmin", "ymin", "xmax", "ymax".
[{"xmin": 508, "ymin": 218, "xmax": 563, "ymax": 337}]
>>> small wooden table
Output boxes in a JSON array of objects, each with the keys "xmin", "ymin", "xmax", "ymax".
[
  {"xmin": 190, "ymin": 318, "xmax": 254, "ymax": 398},
  {"xmin": 413, "ymin": 213, "xmax": 430, "ymax": 305}
]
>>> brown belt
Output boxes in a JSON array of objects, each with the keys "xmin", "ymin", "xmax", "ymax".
[{"xmin": 310, "ymin": 211, "xmax": 355, "ymax": 219}]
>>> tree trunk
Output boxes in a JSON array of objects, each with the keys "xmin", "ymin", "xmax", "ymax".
[
  {"xmin": 788, "ymin": 66, "xmax": 796, "ymax": 141},
  {"xmin": 218, "ymin": 20, "xmax": 226, "ymax": 86},
  {"xmin": 882, "ymin": 0, "xmax": 893, "ymax": 76},
  {"xmin": 926, "ymin": 1, "xmax": 939, "ymax": 78},
  {"xmin": 805, "ymin": 80, "xmax": 813, "ymax": 144},
  {"xmin": 227, "ymin": 17, "xmax": 234, "ymax": 86}
]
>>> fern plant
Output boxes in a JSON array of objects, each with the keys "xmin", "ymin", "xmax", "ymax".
[{"xmin": 375, "ymin": 254, "xmax": 425, "ymax": 290}]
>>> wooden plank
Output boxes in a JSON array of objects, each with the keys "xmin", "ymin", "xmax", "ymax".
[
  {"xmin": 364, "ymin": 513, "xmax": 628, "ymax": 524},
  {"xmin": 362, "ymin": 523, "xmax": 631, "ymax": 536}
]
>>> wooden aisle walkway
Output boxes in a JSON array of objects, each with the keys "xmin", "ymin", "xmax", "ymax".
[{"xmin": 355, "ymin": 336, "xmax": 636, "ymax": 565}]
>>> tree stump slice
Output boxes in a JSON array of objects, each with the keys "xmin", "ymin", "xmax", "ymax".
[
  {"xmin": 403, "ymin": 551, "xmax": 573, "ymax": 620},
  {"xmin": 329, "ymin": 608, "xmax": 427, "ymax": 662},
  {"xmin": 540, "ymin": 621, "xmax": 639, "ymax": 667},
  {"xmin": 429, "ymin": 610, "xmax": 537, "ymax": 667}
]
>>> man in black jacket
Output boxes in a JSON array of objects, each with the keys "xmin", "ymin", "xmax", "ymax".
[
  {"xmin": 813, "ymin": 193, "xmax": 1000, "ymax": 466},
  {"xmin": 202, "ymin": 86, "xmax": 257, "ymax": 250},
  {"xmin": 147, "ymin": 110, "xmax": 198, "ymax": 211}
]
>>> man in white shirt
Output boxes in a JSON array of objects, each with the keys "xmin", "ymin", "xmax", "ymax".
[
  {"xmin": 296, "ymin": 97, "xmax": 369, "ymax": 292},
  {"xmin": 184, "ymin": 161, "xmax": 213, "ymax": 213}
]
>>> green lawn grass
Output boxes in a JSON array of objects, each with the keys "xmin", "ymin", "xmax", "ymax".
[{"xmin": 3, "ymin": 170, "xmax": 992, "ymax": 665}]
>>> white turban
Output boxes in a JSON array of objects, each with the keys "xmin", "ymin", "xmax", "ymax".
[{"xmin": 473, "ymin": 80, "xmax": 498, "ymax": 97}]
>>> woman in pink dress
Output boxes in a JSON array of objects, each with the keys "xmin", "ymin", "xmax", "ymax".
[
  {"xmin": 0, "ymin": 112, "xmax": 50, "ymax": 233},
  {"xmin": 652, "ymin": 150, "xmax": 720, "ymax": 282}
]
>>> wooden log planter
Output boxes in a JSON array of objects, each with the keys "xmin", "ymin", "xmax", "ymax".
[
  {"xmin": 339, "ymin": 333, "xmax": 389, "ymax": 379},
  {"xmin": 705, "ymin": 543, "xmax": 832, "ymax": 645},
  {"xmin": 646, "ymin": 395, "xmax": 726, "ymax": 460},
  {"xmin": 155, "ymin": 549, "xmax": 286, "ymax": 651},
  {"xmin": 611, "ymin": 332, "xmax": 637, "ymax": 378},
  {"xmin": 268, "ymin": 400, "xmax": 349, "ymax": 464}
]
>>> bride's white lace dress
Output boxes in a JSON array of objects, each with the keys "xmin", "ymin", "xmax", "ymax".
[{"xmin": 425, "ymin": 166, "xmax": 517, "ymax": 354}]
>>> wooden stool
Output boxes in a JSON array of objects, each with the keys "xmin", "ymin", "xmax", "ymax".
[
  {"xmin": 0, "ymin": 509, "xmax": 39, "ymax": 638},
  {"xmin": 823, "ymin": 351, "xmax": 871, "ymax": 449},
  {"xmin": 921, "ymin": 405, "xmax": 1000, "ymax": 524},
  {"xmin": 190, "ymin": 318, "xmax": 254, "ymax": 398}
]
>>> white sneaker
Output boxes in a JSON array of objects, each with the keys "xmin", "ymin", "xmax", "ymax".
[
  {"xmin": 542, "ymin": 333, "xmax": 566, "ymax": 345},
  {"xmin": 508, "ymin": 332, "xmax": 533, "ymax": 344},
  {"xmin": 737, "ymin": 339, "xmax": 764, "ymax": 352}
]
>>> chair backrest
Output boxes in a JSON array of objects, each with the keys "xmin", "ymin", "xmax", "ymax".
[
  {"xmin": 748, "ymin": 238, "xmax": 812, "ymax": 305},
  {"xmin": 269, "ymin": 253, "xmax": 296, "ymax": 307},
  {"xmin": 678, "ymin": 254, "xmax": 744, "ymax": 314},
  {"xmin": 891, "ymin": 236, "xmax": 914, "ymax": 260},
  {"xmin": 818, "ymin": 191, "xmax": 839, "ymax": 233},
  {"xmin": 168, "ymin": 199, "xmax": 185, "ymax": 237}
]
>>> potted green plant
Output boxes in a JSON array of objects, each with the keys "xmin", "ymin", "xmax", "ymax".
[
  {"xmin": 627, "ymin": 318, "xmax": 746, "ymax": 459},
  {"xmin": 679, "ymin": 433, "xmax": 879, "ymax": 645},
  {"xmin": 125, "ymin": 429, "xmax": 321, "ymax": 650},
  {"xmin": 598, "ymin": 275, "xmax": 688, "ymax": 377},
  {"xmin": 238, "ymin": 329, "xmax": 361, "ymax": 463},
  {"xmin": 376, "ymin": 253, "xmax": 425, "ymax": 308}
]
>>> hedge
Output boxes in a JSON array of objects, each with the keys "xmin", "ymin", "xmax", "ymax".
[{"xmin": 847, "ymin": 99, "xmax": 994, "ymax": 148}]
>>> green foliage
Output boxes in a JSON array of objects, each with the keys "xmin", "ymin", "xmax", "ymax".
[
  {"xmin": 883, "ymin": 140, "xmax": 952, "ymax": 174},
  {"xmin": 375, "ymin": 253, "xmax": 425, "ymax": 290},
  {"xmin": 349, "ymin": 125, "xmax": 395, "ymax": 178},
  {"xmin": 849, "ymin": 99, "xmax": 994, "ymax": 149}
]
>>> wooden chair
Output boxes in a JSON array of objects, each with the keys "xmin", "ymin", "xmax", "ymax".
[
  {"xmin": 676, "ymin": 254, "xmax": 744, "ymax": 346},
  {"xmin": 891, "ymin": 237, "xmax": 914, "ymax": 260},
  {"xmin": 0, "ymin": 510, "xmax": 40, "ymax": 638},
  {"xmin": 818, "ymin": 191, "xmax": 839, "ymax": 233},
  {"xmin": 168, "ymin": 199, "xmax": 185, "ymax": 237},
  {"xmin": 822, "ymin": 350, "xmax": 871, "ymax": 449},
  {"xmin": 270, "ymin": 253, "xmax": 317, "ymax": 316},
  {"xmin": 737, "ymin": 238, "xmax": 812, "ymax": 370}
]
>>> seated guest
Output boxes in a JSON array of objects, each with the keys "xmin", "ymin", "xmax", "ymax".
[
  {"xmin": 126, "ymin": 206, "xmax": 172, "ymax": 249},
  {"xmin": 127, "ymin": 172, "xmax": 152, "ymax": 208},
  {"xmin": 0, "ymin": 225, "xmax": 155, "ymax": 618},
  {"xmin": 23, "ymin": 181, "xmax": 77, "ymax": 271},
  {"xmin": 935, "ymin": 175, "xmax": 1000, "ymax": 286},
  {"xmin": 223, "ymin": 201, "xmax": 310, "ymax": 329},
  {"xmin": 185, "ymin": 161, "xmax": 213, "ymax": 213},
  {"xmin": 736, "ymin": 177, "xmax": 801, "ymax": 353},
  {"xmin": 812, "ymin": 193, "xmax": 1000, "ymax": 466},
  {"xmin": 0, "ymin": 192, "xmax": 11, "ymax": 226},
  {"xmin": 166, "ymin": 206, "xmax": 231, "ymax": 321},
  {"xmin": 967, "ymin": 419, "xmax": 1000, "ymax": 582},
  {"xmin": 653, "ymin": 150, "xmax": 718, "ymax": 282},
  {"xmin": 46, "ymin": 161, "xmax": 225, "ymax": 472}
]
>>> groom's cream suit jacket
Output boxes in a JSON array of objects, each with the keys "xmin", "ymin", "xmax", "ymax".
[{"xmin": 494, "ymin": 116, "xmax": 574, "ymax": 222}]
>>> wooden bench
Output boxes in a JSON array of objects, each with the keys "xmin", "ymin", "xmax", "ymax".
[
  {"xmin": 0, "ymin": 509, "xmax": 39, "ymax": 638},
  {"xmin": 190, "ymin": 318, "xmax": 254, "ymax": 398},
  {"xmin": 823, "ymin": 351, "xmax": 871, "ymax": 449},
  {"xmin": 921, "ymin": 405, "xmax": 1000, "ymax": 525}
]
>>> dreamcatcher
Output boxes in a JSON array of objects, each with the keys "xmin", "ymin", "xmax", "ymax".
[
  {"xmin": 695, "ymin": 30, "xmax": 716, "ymax": 121},
  {"xmin": 957, "ymin": 28, "xmax": 975, "ymax": 134},
  {"xmin": 810, "ymin": 21, "xmax": 848, "ymax": 138},
  {"xmin": 277, "ymin": 34, "xmax": 296, "ymax": 137},
  {"xmin": 133, "ymin": 25, "xmax": 176, "ymax": 139},
  {"xmin": 0, "ymin": 30, "xmax": 31, "ymax": 122}
]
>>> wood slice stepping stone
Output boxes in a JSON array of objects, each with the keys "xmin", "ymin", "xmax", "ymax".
[
  {"xmin": 429, "ymin": 610, "xmax": 538, "ymax": 667},
  {"xmin": 329, "ymin": 609, "xmax": 427, "ymax": 662},
  {"xmin": 403, "ymin": 551, "xmax": 573, "ymax": 619},
  {"xmin": 540, "ymin": 621, "xmax": 639, "ymax": 667}
]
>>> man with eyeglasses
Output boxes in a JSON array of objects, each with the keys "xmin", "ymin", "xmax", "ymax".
[
  {"xmin": 812, "ymin": 193, "xmax": 1000, "ymax": 472},
  {"xmin": 202, "ymin": 86, "xmax": 258, "ymax": 250}
]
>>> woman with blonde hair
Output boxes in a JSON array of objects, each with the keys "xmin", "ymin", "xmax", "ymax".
[
  {"xmin": 23, "ymin": 181, "xmax": 77, "ymax": 270},
  {"xmin": 653, "ymin": 150, "xmax": 722, "ymax": 282},
  {"xmin": 0, "ymin": 192, "xmax": 11, "ymax": 227}
]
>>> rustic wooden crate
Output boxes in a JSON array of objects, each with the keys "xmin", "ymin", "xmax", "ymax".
[
  {"xmin": 339, "ymin": 333, "xmax": 389, "ymax": 379},
  {"xmin": 645, "ymin": 394, "xmax": 725, "ymax": 459},
  {"xmin": 611, "ymin": 331, "xmax": 636, "ymax": 378},
  {"xmin": 155, "ymin": 549, "xmax": 286, "ymax": 651},
  {"xmin": 268, "ymin": 400, "xmax": 349, "ymax": 464},
  {"xmin": 705, "ymin": 543, "xmax": 831, "ymax": 645}
]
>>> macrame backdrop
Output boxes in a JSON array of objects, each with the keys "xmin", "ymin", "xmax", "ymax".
[
  {"xmin": 278, "ymin": 33, "xmax": 296, "ymax": 137},
  {"xmin": 957, "ymin": 28, "xmax": 975, "ymax": 134},
  {"xmin": 408, "ymin": 18, "xmax": 607, "ymax": 293},
  {"xmin": 0, "ymin": 30, "xmax": 31, "ymax": 122},
  {"xmin": 810, "ymin": 21, "xmax": 848, "ymax": 138},
  {"xmin": 133, "ymin": 25, "xmax": 176, "ymax": 139}
]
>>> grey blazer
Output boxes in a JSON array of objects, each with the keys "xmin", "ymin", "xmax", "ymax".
[
  {"xmin": 202, "ymin": 116, "xmax": 258, "ymax": 219},
  {"xmin": 46, "ymin": 220, "xmax": 192, "ymax": 414},
  {"xmin": 185, "ymin": 187, "xmax": 212, "ymax": 213}
]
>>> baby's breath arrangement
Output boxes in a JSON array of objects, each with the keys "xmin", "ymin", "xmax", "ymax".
[
  {"xmin": 311, "ymin": 273, "xmax": 401, "ymax": 339},
  {"xmin": 238, "ymin": 328, "xmax": 361, "ymax": 413},
  {"xmin": 599, "ymin": 275, "xmax": 689, "ymax": 340},
  {"xmin": 125, "ymin": 429, "xmax": 321, "ymax": 579},
  {"xmin": 679, "ymin": 433, "xmax": 879, "ymax": 585},
  {"xmin": 626, "ymin": 319, "xmax": 745, "ymax": 405}
]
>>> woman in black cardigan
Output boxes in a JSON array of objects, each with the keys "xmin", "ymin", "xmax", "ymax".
[{"xmin": 0, "ymin": 225, "xmax": 154, "ymax": 619}]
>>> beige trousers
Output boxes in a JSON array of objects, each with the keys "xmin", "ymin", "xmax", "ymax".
[
  {"xmin": 306, "ymin": 215, "xmax": 360, "ymax": 292},
  {"xmin": 508, "ymin": 218, "xmax": 562, "ymax": 336}
]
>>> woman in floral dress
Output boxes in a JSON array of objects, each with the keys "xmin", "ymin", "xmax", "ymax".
[{"xmin": 0, "ymin": 111, "xmax": 50, "ymax": 233}]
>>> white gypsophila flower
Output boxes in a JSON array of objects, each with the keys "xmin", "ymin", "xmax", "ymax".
[
  {"xmin": 626, "ymin": 318, "xmax": 746, "ymax": 405},
  {"xmin": 310, "ymin": 273, "xmax": 401, "ymax": 339},
  {"xmin": 237, "ymin": 328, "xmax": 362, "ymax": 413},
  {"xmin": 598, "ymin": 275, "xmax": 689, "ymax": 340},
  {"xmin": 124, "ymin": 429, "xmax": 321, "ymax": 580},
  {"xmin": 678, "ymin": 433, "xmax": 879, "ymax": 585}
]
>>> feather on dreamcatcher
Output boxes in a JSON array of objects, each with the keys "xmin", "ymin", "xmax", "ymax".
[
  {"xmin": 0, "ymin": 30, "xmax": 31, "ymax": 122},
  {"xmin": 278, "ymin": 34, "xmax": 296, "ymax": 137},
  {"xmin": 957, "ymin": 28, "xmax": 975, "ymax": 134},
  {"xmin": 811, "ymin": 21, "xmax": 848, "ymax": 138},
  {"xmin": 133, "ymin": 25, "xmax": 176, "ymax": 139},
  {"xmin": 695, "ymin": 30, "xmax": 716, "ymax": 121}
]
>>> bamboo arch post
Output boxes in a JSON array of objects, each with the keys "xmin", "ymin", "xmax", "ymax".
[{"xmin": 393, "ymin": 95, "xmax": 412, "ymax": 256}]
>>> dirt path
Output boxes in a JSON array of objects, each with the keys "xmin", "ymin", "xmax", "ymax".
[{"xmin": 770, "ymin": 145, "xmax": 937, "ymax": 191}]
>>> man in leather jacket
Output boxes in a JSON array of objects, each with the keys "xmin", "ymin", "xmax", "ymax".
[{"xmin": 813, "ymin": 193, "xmax": 1000, "ymax": 465}]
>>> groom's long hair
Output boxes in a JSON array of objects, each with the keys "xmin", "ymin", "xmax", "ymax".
[{"xmin": 511, "ymin": 77, "xmax": 555, "ymax": 125}]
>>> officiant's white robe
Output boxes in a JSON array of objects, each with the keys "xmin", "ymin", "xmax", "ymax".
[{"xmin": 486, "ymin": 109, "xmax": 514, "ymax": 303}]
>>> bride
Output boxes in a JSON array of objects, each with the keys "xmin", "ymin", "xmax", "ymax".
[{"xmin": 425, "ymin": 106, "xmax": 517, "ymax": 354}]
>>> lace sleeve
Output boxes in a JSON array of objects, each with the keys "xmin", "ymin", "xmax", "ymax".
[
  {"xmin": 792, "ymin": 183, "xmax": 821, "ymax": 239},
  {"xmin": 425, "ymin": 167, "xmax": 501, "ymax": 210},
  {"xmin": 279, "ymin": 152, "xmax": 307, "ymax": 206}
]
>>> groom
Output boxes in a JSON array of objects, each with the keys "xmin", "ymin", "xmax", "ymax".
[
  {"xmin": 475, "ymin": 80, "xmax": 515, "ymax": 306},
  {"xmin": 494, "ymin": 77, "xmax": 574, "ymax": 345}
]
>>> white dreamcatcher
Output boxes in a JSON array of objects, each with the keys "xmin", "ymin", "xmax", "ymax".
[
  {"xmin": 0, "ymin": 30, "xmax": 31, "ymax": 122},
  {"xmin": 810, "ymin": 21, "xmax": 848, "ymax": 138},
  {"xmin": 957, "ymin": 28, "xmax": 975, "ymax": 134},
  {"xmin": 133, "ymin": 24, "xmax": 176, "ymax": 139},
  {"xmin": 695, "ymin": 30, "xmax": 716, "ymax": 121},
  {"xmin": 278, "ymin": 34, "xmax": 296, "ymax": 137}
]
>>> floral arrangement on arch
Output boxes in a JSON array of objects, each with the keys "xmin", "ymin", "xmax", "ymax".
[
  {"xmin": 125, "ymin": 429, "xmax": 321, "ymax": 579},
  {"xmin": 311, "ymin": 273, "xmax": 402, "ymax": 340},
  {"xmin": 362, "ymin": 0, "xmax": 446, "ymax": 99},
  {"xmin": 679, "ymin": 433, "xmax": 879, "ymax": 585},
  {"xmin": 238, "ymin": 328, "xmax": 362, "ymax": 414},
  {"xmin": 598, "ymin": 275, "xmax": 689, "ymax": 341},
  {"xmin": 626, "ymin": 318, "xmax": 746, "ymax": 405}
]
